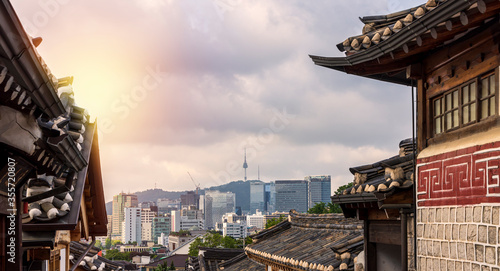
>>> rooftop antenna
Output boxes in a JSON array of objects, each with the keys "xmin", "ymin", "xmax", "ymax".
[
  {"xmin": 243, "ymin": 148, "xmax": 248, "ymax": 181},
  {"xmin": 258, "ymin": 165, "xmax": 260, "ymax": 181}
]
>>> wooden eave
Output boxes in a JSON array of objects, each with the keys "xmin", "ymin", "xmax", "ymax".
[
  {"xmin": 310, "ymin": 0, "xmax": 500, "ymax": 85},
  {"xmin": 82, "ymin": 122, "xmax": 107, "ymax": 237},
  {"xmin": 336, "ymin": 189, "xmax": 413, "ymax": 220},
  {"xmin": 22, "ymin": 123, "xmax": 99, "ymax": 233},
  {"xmin": 22, "ymin": 231, "xmax": 56, "ymax": 249}
]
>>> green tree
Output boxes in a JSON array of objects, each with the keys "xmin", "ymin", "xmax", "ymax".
[
  {"xmin": 104, "ymin": 249, "xmax": 131, "ymax": 261},
  {"xmin": 222, "ymin": 236, "xmax": 238, "ymax": 249},
  {"xmin": 307, "ymin": 202, "xmax": 328, "ymax": 214},
  {"xmin": 170, "ymin": 261, "xmax": 176, "ymax": 270},
  {"xmin": 334, "ymin": 182, "xmax": 354, "ymax": 195},
  {"xmin": 330, "ymin": 182, "xmax": 354, "ymax": 213},
  {"xmin": 105, "ymin": 238, "xmax": 111, "ymax": 249},
  {"xmin": 188, "ymin": 232, "xmax": 244, "ymax": 256},
  {"xmin": 244, "ymin": 236, "xmax": 253, "ymax": 246},
  {"xmin": 188, "ymin": 237, "xmax": 204, "ymax": 257},
  {"xmin": 95, "ymin": 240, "xmax": 102, "ymax": 248},
  {"xmin": 265, "ymin": 215, "xmax": 286, "ymax": 229},
  {"xmin": 327, "ymin": 202, "xmax": 341, "ymax": 213},
  {"xmin": 204, "ymin": 232, "xmax": 223, "ymax": 248},
  {"xmin": 155, "ymin": 262, "xmax": 169, "ymax": 271},
  {"xmin": 111, "ymin": 240, "xmax": 122, "ymax": 247},
  {"xmin": 170, "ymin": 230, "xmax": 191, "ymax": 236}
]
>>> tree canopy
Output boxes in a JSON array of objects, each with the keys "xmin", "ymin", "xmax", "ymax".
[
  {"xmin": 104, "ymin": 249, "xmax": 131, "ymax": 261},
  {"xmin": 265, "ymin": 215, "xmax": 286, "ymax": 229},
  {"xmin": 334, "ymin": 182, "xmax": 354, "ymax": 196},
  {"xmin": 188, "ymin": 232, "xmax": 245, "ymax": 256},
  {"xmin": 105, "ymin": 238, "xmax": 111, "ymax": 249},
  {"xmin": 307, "ymin": 183, "xmax": 354, "ymax": 214}
]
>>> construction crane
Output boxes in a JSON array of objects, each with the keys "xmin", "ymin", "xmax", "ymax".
[{"xmin": 187, "ymin": 171, "xmax": 201, "ymax": 195}]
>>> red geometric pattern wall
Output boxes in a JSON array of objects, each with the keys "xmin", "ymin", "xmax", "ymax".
[{"xmin": 417, "ymin": 141, "xmax": 500, "ymax": 206}]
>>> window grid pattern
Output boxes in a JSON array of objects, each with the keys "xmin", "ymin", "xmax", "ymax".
[{"xmin": 433, "ymin": 72, "xmax": 497, "ymax": 136}]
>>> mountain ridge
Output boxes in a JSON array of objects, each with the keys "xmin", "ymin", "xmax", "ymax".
[{"xmin": 105, "ymin": 180, "xmax": 259, "ymax": 215}]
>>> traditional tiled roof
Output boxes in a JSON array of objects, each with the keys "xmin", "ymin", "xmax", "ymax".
[
  {"xmin": 310, "ymin": 0, "xmax": 500, "ymax": 85},
  {"xmin": 330, "ymin": 139, "xmax": 415, "ymax": 220},
  {"xmin": 69, "ymin": 241, "xmax": 137, "ymax": 271},
  {"xmin": 146, "ymin": 254, "xmax": 189, "ymax": 269},
  {"xmin": 21, "ymin": 122, "xmax": 102, "ymax": 231},
  {"xmin": 187, "ymin": 247, "xmax": 244, "ymax": 271},
  {"xmin": 218, "ymin": 252, "xmax": 264, "ymax": 271},
  {"xmin": 0, "ymin": 1, "xmax": 65, "ymax": 118},
  {"xmin": 334, "ymin": 139, "xmax": 415, "ymax": 198},
  {"xmin": 0, "ymin": 0, "xmax": 92, "ymax": 177},
  {"xmin": 245, "ymin": 210, "xmax": 363, "ymax": 271},
  {"xmin": 337, "ymin": 0, "xmax": 446, "ymax": 54},
  {"xmin": 0, "ymin": 0, "xmax": 107, "ymax": 235},
  {"xmin": 0, "ymin": 64, "xmax": 88, "ymax": 177}
]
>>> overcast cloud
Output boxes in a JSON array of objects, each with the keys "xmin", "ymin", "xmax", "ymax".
[{"xmin": 12, "ymin": 0, "xmax": 423, "ymax": 201}]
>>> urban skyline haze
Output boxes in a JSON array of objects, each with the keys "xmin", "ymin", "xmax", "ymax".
[{"xmin": 12, "ymin": 0, "xmax": 423, "ymax": 201}]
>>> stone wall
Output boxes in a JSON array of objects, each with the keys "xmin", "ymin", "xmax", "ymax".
[
  {"xmin": 417, "ymin": 204, "xmax": 500, "ymax": 271},
  {"xmin": 408, "ymin": 214, "xmax": 416, "ymax": 271}
]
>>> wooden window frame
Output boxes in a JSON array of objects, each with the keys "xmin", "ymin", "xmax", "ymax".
[
  {"xmin": 460, "ymin": 80, "xmax": 478, "ymax": 127},
  {"xmin": 443, "ymin": 89, "xmax": 459, "ymax": 132},
  {"xmin": 431, "ymin": 70, "xmax": 498, "ymax": 137},
  {"xmin": 479, "ymin": 72, "xmax": 497, "ymax": 120}
]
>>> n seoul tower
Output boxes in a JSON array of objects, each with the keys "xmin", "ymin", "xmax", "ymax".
[{"xmin": 243, "ymin": 149, "xmax": 248, "ymax": 181}]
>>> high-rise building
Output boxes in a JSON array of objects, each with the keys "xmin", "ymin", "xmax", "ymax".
[
  {"xmin": 152, "ymin": 216, "xmax": 171, "ymax": 244},
  {"xmin": 122, "ymin": 207, "xmax": 142, "ymax": 245},
  {"xmin": 235, "ymin": 206, "xmax": 242, "ymax": 216},
  {"xmin": 246, "ymin": 211, "xmax": 265, "ymax": 229},
  {"xmin": 275, "ymin": 180, "xmax": 308, "ymax": 213},
  {"xmin": 181, "ymin": 206, "xmax": 203, "ymax": 220},
  {"xmin": 265, "ymin": 182, "xmax": 276, "ymax": 213},
  {"xmin": 141, "ymin": 206, "xmax": 158, "ymax": 242},
  {"xmin": 222, "ymin": 221, "xmax": 247, "ymax": 239},
  {"xmin": 204, "ymin": 190, "xmax": 235, "ymax": 229},
  {"xmin": 139, "ymin": 201, "xmax": 157, "ymax": 209},
  {"xmin": 250, "ymin": 181, "xmax": 265, "ymax": 214},
  {"xmin": 107, "ymin": 215, "xmax": 112, "ymax": 238},
  {"xmin": 157, "ymin": 198, "xmax": 181, "ymax": 215},
  {"xmin": 199, "ymin": 195, "xmax": 205, "ymax": 212},
  {"xmin": 112, "ymin": 193, "xmax": 138, "ymax": 238},
  {"xmin": 222, "ymin": 213, "xmax": 247, "ymax": 224},
  {"xmin": 171, "ymin": 210, "xmax": 204, "ymax": 232},
  {"xmin": 180, "ymin": 191, "xmax": 200, "ymax": 209},
  {"xmin": 306, "ymin": 175, "xmax": 331, "ymax": 209}
]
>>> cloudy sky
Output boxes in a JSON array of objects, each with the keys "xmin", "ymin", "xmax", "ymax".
[{"xmin": 13, "ymin": 0, "xmax": 423, "ymax": 201}]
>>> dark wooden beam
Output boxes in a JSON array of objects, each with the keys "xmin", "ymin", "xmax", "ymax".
[
  {"xmin": 406, "ymin": 63, "xmax": 422, "ymax": 80},
  {"xmin": 417, "ymin": 79, "xmax": 427, "ymax": 152}
]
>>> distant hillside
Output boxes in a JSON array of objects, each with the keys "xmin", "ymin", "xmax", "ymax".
[
  {"xmin": 106, "ymin": 181, "xmax": 257, "ymax": 215},
  {"xmin": 135, "ymin": 188, "xmax": 187, "ymax": 202},
  {"xmin": 105, "ymin": 189, "xmax": 188, "ymax": 215}
]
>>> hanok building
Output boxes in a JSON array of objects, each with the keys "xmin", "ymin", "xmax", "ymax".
[
  {"xmin": 0, "ymin": 1, "xmax": 107, "ymax": 270},
  {"xmin": 70, "ymin": 241, "xmax": 138, "ymax": 271},
  {"xmin": 217, "ymin": 252, "xmax": 264, "ymax": 271},
  {"xmin": 331, "ymin": 139, "xmax": 416, "ymax": 270},
  {"xmin": 187, "ymin": 247, "xmax": 246, "ymax": 271},
  {"xmin": 245, "ymin": 210, "xmax": 364, "ymax": 271},
  {"xmin": 311, "ymin": 0, "xmax": 500, "ymax": 270}
]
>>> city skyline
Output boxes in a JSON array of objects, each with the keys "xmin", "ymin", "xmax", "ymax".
[{"xmin": 12, "ymin": 0, "xmax": 423, "ymax": 202}]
